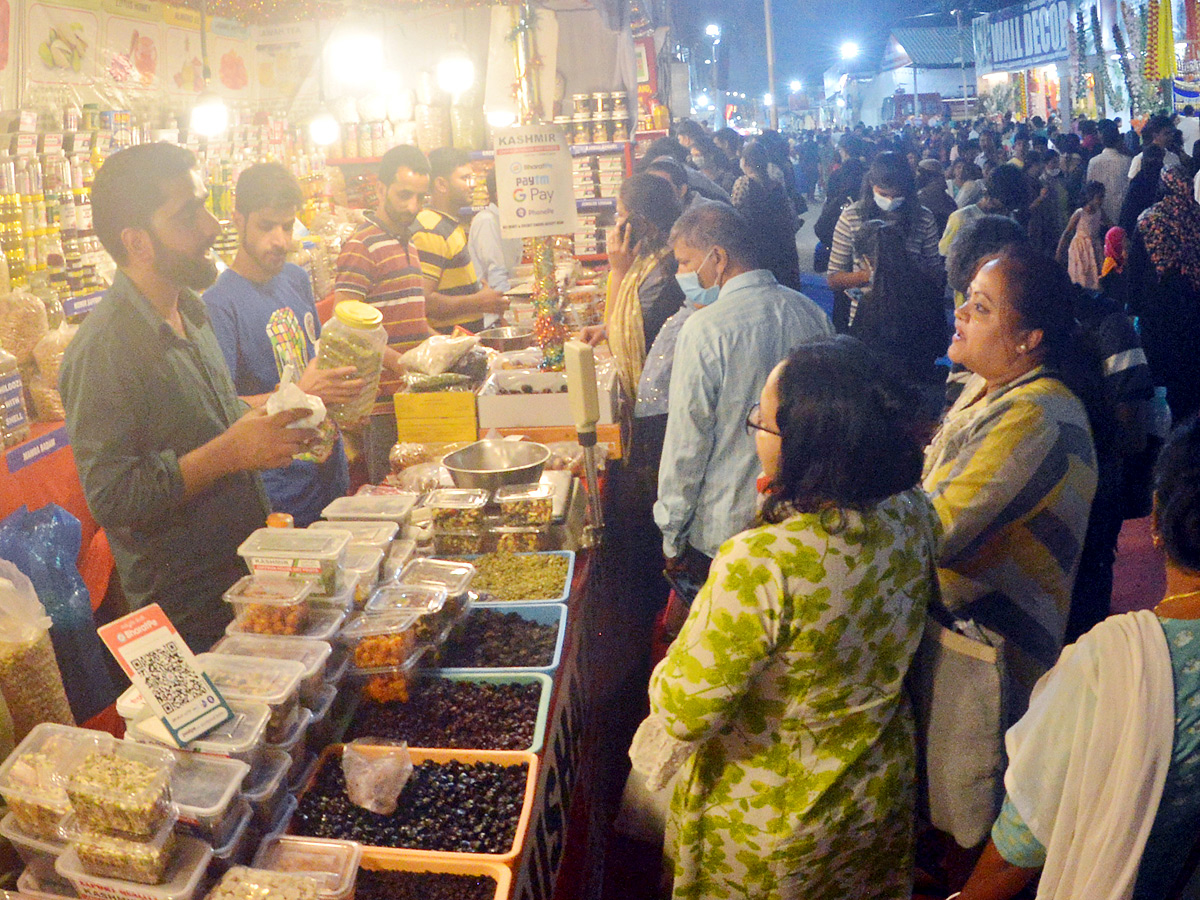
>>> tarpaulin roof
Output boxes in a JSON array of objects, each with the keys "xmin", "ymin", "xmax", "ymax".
[{"xmin": 882, "ymin": 26, "xmax": 974, "ymax": 70}]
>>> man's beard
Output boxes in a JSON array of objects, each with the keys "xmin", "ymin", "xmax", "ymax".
[{"xmin": 150, "ymin": 231, "xmax": 218, "ymax": 291}]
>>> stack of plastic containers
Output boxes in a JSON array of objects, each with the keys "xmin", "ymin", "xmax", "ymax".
[{"xmin": 425, "ymin": 488, "xmax": 490, "ymax": 556}]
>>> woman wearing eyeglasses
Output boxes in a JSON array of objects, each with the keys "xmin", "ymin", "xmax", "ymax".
[{"xmin": 643, "ymin": 335, "xmax": 940, "ymax": 900}]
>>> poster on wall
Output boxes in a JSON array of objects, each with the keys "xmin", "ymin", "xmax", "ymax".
[
  {"xmin": 208, "ymin": 19, "xmax": 251, "ymax": 98},
  {"xmin": 103, "ymin": 12, "xmax": 161, "ymax": 88},
  {"xmin": 27, "ymin": 0, "xmax": 100, "ymax": 85},
  {"xmin": 254, "ymin": 21, "xmax": 317, "ymax": 105}
]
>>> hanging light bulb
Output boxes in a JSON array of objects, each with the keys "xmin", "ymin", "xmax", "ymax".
[
  {"xmin": 190, "ymin": 91, "xmax": 228, "ymax": 139},
  {"xmin": 309, "ymin": 110, "xmax": 340, "ymax": 146},
  {"xmin": 486, "ymin": 108, "xmax": 518, "ymax": 129},
  {"xmin": 437, "ymin": 46, "xmax": 475, "ymax": 97}
]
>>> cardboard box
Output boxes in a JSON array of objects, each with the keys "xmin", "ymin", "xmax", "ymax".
[
  {"xmin": 394, "ymin": 391, "xmax": 478, "ymax": 443},
  {"xmin": 476, "ymin": 368, "xmax": 618, "ymax": 430}
]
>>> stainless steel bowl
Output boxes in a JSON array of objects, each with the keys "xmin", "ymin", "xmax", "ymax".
[
  {"xmin": 441, "ymin": 439, "xmax": 550, "ymax": 490},
  {"xmin": 478, "ymin": 326, "xmax": 534, "ymax": 352}
]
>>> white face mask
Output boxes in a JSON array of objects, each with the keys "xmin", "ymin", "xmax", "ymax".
[{"xmin": 873, "ymin": 189, "xmax": 904, "ymax": 212}]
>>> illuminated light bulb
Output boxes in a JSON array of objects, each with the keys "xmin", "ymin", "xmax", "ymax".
[
  {"xmin": 309, "ymin": 111, "xmax": 339, "ymax": 146},
  {"xmin": 437, "ymin": 50, "xmax": 475, "ymax": 97},
  {"xmin": 486, "ymin": 108, "xmax": 519, "ymax": 128},
  {"xmin": 190, "ymin": 92, "xmax": 228, "ymax": 138}
]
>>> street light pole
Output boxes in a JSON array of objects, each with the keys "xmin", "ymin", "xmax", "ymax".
[{"xmin": 764, "ymin": 0, "xmax": 779, "ymax": 129}]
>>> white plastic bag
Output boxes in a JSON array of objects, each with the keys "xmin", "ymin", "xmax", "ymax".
[
  {"xmin": 398, "ymin": 334, "xmax": 478, "ymax": 376},
  {"xmin": 265, "ymin": 364, "xmax": 326, "ymax": 429},
  {"xmin": 342, "ymin": 740, "xmax": 413, "ymax": 815},
  {"xmin": 0, "ymin": 560, "xmax": 73, "ymax": 740}
]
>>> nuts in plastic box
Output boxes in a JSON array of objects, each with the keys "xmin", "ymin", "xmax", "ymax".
[
  {"xmin": 67, "ymin": 811, "xmax": 178, "ymax": 885},
  {"xmin": 223, "ymin": 576, "xmax": 315, "ymax": 636},
  {"xmin": 205, "ymin": 865, "xmax": 321, "ymax": 900},
  {"xmin": 423, "ymin": 489, "xmax": 489, "ymax": 531},
  {"xmin": 197, "ymin": 654, "xmax": 305, "ymax": 745},
  {"xmin": 494, "ymin": 483, "xmax": 554, "ymax": 527},
  {"xmin": 0, "ymin": 724, "xmax": 107, "ymax": 842},
  {"xmin": 66, "ymin": 742, "xmax": 175, "ymax": 838}
]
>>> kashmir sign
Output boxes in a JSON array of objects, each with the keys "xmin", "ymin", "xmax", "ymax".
[
  {"xmin": 972, "ymin": 0, "xmax": 1070, "ymax": 76},
  {"xmin": 495, "ymin": 125, "xmax": 578, "ymax": 240}
]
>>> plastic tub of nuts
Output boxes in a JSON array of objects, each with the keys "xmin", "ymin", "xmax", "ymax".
[
  {"xmin": 0, "ymin": 723, "xmax": 109, "ymax": 842},
  {"xmin": 308, "ymin": 576, "xmax": 356, "ymax": 614},
  {"xmin": 56, "ymin": 833, "xmax": 211, "ymax": 900},
  {"xmin": 1, "ymin": 809, "xmax": 68, "ymax": 885},
  {"xmin": 423, "ymin": 489, "xmax": 489, "ymax": 531},
  {"xmin": 252, "ymin": 836, "xmax": 362, "ymax": 900},
  {"xmin": 126, "ymin": 701, "xmax": 270, "ymax": 770},
  {"xmin": 197, "ymin": 654, "xmax": 306, "ymax": 745},
  {"xmin": 321, "ymin": 494, "xmax": 418, "ymax": 526},
  {"xmin": 209, "ymin": 636, "xmax": 332, "ymax": 708},
  {"xmin": 307, "ymin": 519, "xmax": 397, "ymax": 554},
  {"xmin": 223, "ymin": 576, "xmax": 315, "ymax": 637},
  {"xmin": 61, "ymin": 809, "xmax": 178, "ymax": 885},
  {"xmin": 243, "ymin": 748, "xmax": 290, "ymax": 835},
  {"xmin": 17, "ymin": 868, "xmax": 81, "ymax": 900},
  {"xmin": 204, "ymin": 865, "xmax": 320, "ymax": 900},
  {"xmin": 170, "ymin": 752, "xmax": 249, "ymax": 846},
  {"xmin": 432, "ymin": 531, "xmax": 487, "ymax": 557},
  {"xmin": 225, "ymin": 606, "xmax": 345, "ymax": 646},
  {"xmin": 382, "ymin": 540, "xmax": 416, "ymax": 581},
  {"xmin": 464, "ymin": 551, "xmax": 575, "ymax": 604},
  {"xmin": 494, "ymin": 483, "xmax": 554, "ymax": 527},
  {"xmin": 237, "ymin": 529, "xmax": 351, "ymax": 597},
  {"xmin": 490, "ymin": 526, "xmax": 552, "ymax": 553},
  {"xmin": 65, "ymin": 740, "xmax": 175, "ymax": 839},
  {"xmin": 397, "ymin": 558, "xmax": 476, "ymax": 597}
]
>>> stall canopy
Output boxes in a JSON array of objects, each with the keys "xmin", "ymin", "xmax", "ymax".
[{"xmin": 882, "ymin": 26, "xmax": 973, "ymax": 71}]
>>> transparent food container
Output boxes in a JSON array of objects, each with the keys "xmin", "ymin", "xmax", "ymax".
[
  {"xmin": 305, "ymin": 683, "xmax": 339, "ymax": 750},
  {"xmin": 364, "ymin": 585, "xmax": 468, "ymax": 644},
  {"xmin": 224, "ymin": 607, "xmax": 345, "ymax": 645},
  {"xmin": 209, "ymin": 636, "xmax": 331, "ymax": 708},
  {"xmin": 252, "ymin": 836, "xmax": 362, "ymax": 900},
  {"xmin": 222, "ymin": 576, "xmax": 315, "ymax": 637},
  {"xmin": 170, "ymin": 753, "xmax": 249, "ymax": 845},
  {"xmin": 266, "ymin": 708, "xmax": 313, "ymax": 787},
  {"xmin": 196, "ymin": 654, "xmax": 306, "ymax": 745},
  {"xmin": 320, "ymin": 494, "xmax": 418, "ymax": 526},
  {"xmin": 317, "ymin": 299, "xmax": 386, "ymax": 430},
  {"xmin": 243, "ymin": 748, "xmax": 290, "ymax": 835},
  {"xmin": 308, "ymin": 575, "xmax": 355, "ymax": 614},
  {"xmin": 237, "ymin": 529, "xmax": 351, "ymax": 597},
  {"xmin": 432, "ymin": 531, "xmax": 487, "ymax": 556},
  {"xmin": 68, "ymin": 740, "xmax": 172, "ymax": 842},
  {"xmin": 494, "ymin": 483, "xmax": 555, "ymax": 527},
  {"xmin": 423, "ymin": 489, "xmax": 490, "ymax": 530},
  {"xmin": 491, "ymin": 525, "xmax": 552, "ymax": 553},
  {"xmin": 343, "ymin": 547, "xmax": 383, "ymax": 605},
  {"xmin": 382, "ymin": 539, "xmax": 417, "ymax": 581},
  {"xmin": 63, "ymin": 810, "xmax": 178, "ymax": 885},
  {"xmin": 126, "ymin": 701, "xmax": 270, "ymax": 770},
  {"xmin": 0, "ymin": 724, "xmax": 107, "ymax": 842},
  {"xmin": 56, "ymin": 834, "xmax": 211, "ymax": 900},
  {"xmin": 341, "ymin": 614, "xmax": 431, "ymax": 704},
  {"xmin": 207, "ymin": 799, "xmax": 254, "ymax": 879},
  {"xmin": 307, "ymin": 519, "xmax": 397, "ymax": 553},
  {"xmin": 398, "ymin": 558, "xmax": 476, "ymax": 597},
  {"xmin": 17, "ymin": 868, "xmax": 80, "ymax": 900},
  {"xmin": 205, "ymin": 866, "xmax": 321, "ymax": 900},
  {"xmin": 1, "ymin": 809, "xmax": 68, "ymax": 885}
]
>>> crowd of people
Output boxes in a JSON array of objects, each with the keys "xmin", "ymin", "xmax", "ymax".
[
  {"xmin": 601, "ymin": 108, "xmax": 1200, "ymax": 900},
  {"xmin": 51, "ymin": 107, "xmax": 1200, "ymax": 900}
]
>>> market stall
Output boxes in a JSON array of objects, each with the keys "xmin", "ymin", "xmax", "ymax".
[{"xmin": 0, "ymin": 0, "xmax": 683, "ymax": 897}]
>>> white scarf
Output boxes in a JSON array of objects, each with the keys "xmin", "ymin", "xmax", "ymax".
[{"xmin": 1005, "ymin": 610, "xmax": 1173, "ymax": 900}]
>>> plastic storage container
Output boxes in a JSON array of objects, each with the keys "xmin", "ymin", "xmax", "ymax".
[
  {"xmin": 1, "ymin": 809, "xmax": 67, "ymax": 885},
  {"xmin": 491, "ymin": 525, "xmax": 552, "ymax": 553},
  {"xmin": 494, "ymin": 483, "xmax": 554, "ymax": 526},
  {"xmin": 468, "ymin": 551, "xmax": 575, "ymax": 604},
  {"xmin": 0, "ymin": 724, "xmax": 107, "ymax": 842},
  {"xmin": 55, "ymin": 835, "xmax": 211, "ymax": 900},
  {"xmin": 17, "ymin": 868, "xmax": 80, "ymax": 900},
  {"xmin": 341, "ymin": 616, "xmax": 431, "ymax": 705},
  {"xmin": 287, "ymin": 752, "xmax": 319, "ymax": 795},
  {"xmin": 206, "ymin": 865, "xmax": 320, "ymax": 900},
  {"xmin": 398, "ymin": 558, "xmax": 476, "ymax": 597},
  {"xmin": 305, "ymin": 684, "xmax": 339, "ymax": 750},
  {"xmin": 432, "ymin": 531, "xmax": 487, "ymax": 556},
  {"xmin": 382, "ymin": 539, "xmax": 416, "ymax": 581},
  {"xmin": 364, "ymin": 585, "xmax": 468, "ymax": 644},
  {"xmin": 243, "ymin": 748, "xmax": 290, "ymax": 834},
  {"xmin": 222, "ymin": 576, "xmax": 315, "ymax": 637},
  {"xmin": 236, "ymin": 529, "xmax": 351, "ymax": 597},
  {"xmin": 209, "ymin": 636, "xmax": 331, "ymax": 708},
  {"xmin": 307, "ymin": 576, "xmax": 356, "ymax": 614},
  {"xmin": 308, "ymin": 519, "xmax": 397, "ymax": 553},
  {"xmin": 62, "ymin": 810, "xmax": 177, "ymax": 884},
  {"xmin": 320, "ymin": 494, "xmax": 417, "ymax": 526},
  {"xmin": 263, "ymin": 793, "xmax": 298, "ymax": 843},
  {"xmin": 424, "ymin": 489, "xmax": 489, "ymax": 530},
  {"xmin": 224, "ymin": 605, "xmax": 345, "ymax": 644},
  {"xmin": 316, "ymin": 300, "xmax": 386, "ymax": 429},
  {"xmin": 434, "ymin": 602, "xmax": 568, "ymax": 677},
  {"xmin": 207, "ymin": 800, "xmax": 254, "ymax": 879},
  {"xmin": 252, "ymin": 836, "xmax": 362, "ymax": 900},
  {"xmin": 126, "ymin": 701, "xmax": 270, "ymax": 770},
  {"xmin": 342, "ymin": 547, "xmax": 383, "ymax": 602},
  {"xmin": 196, "ymin": 654, "xmax": 305, "ymax": 745},
  {"xmin": 356, "ymin": 854, "xmax": 511, "ymax": 900},
  {"xmin": 267, "ymin": 708, "xmax": 313, "ymax": 787},
  {"xmin": 170, "ymin": 753, "xmax": 249, "ymax": 846}
]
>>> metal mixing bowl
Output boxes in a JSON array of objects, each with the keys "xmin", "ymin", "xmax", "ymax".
[
  {"xmin": 441, "ymin": 439, "xmax": 550, "ymax": 490},
  {"xmin": 478, "ymin": 326, "xmax": 534, "ymax": 351}
]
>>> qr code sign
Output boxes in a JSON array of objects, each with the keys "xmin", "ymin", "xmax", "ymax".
[{"xmin": 130, "ymin": 642, "xmax": 211, "ymax": 715}]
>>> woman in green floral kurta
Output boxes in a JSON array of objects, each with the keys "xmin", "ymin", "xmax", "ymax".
[{"xmin": 648, "ymin": 336, "xmax": 941, "ymax": 900}]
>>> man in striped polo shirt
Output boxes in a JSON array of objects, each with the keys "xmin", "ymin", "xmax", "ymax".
[
  {"xmin": 413, "ymin": 147, "xmax": 510, "ymax": 332},
  {"xmin": 332, "ymin": 145, "xmax": 435, "ymax": 481}
]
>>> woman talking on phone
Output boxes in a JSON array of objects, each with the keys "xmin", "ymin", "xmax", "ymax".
[{"xmin": 580, "ymin": 173, "xmax": 685, "ymax": 401}]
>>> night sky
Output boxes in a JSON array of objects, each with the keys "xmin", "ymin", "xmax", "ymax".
[{"xmin": 671, "ymin": 0, "xmax": 952, "ymax": 96}]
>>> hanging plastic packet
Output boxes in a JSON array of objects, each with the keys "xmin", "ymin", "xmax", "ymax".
[
  {"xmin": 342, "ymin": 739, "xmax": 413, "ymax": 815},
  {"xmin": 266, "ymin": 365, "xmax": 336, "ymax": 464}
]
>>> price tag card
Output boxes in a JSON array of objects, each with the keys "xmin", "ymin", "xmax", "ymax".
[{"xmin": 98, "ymin": 604, "xmax": 231, "ymax": 746}]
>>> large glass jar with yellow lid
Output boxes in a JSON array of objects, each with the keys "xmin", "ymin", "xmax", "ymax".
[{"xmin": 315, "ymin": 300, "xmax": 387, "ymax": 428}]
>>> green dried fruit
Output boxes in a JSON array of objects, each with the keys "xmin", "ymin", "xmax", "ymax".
[{"xmin": 461, "ymin": 552, "xmax": 568, "ymax": 602}]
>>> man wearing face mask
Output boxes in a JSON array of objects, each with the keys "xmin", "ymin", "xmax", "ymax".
[{"xmin": 654, "ymin": 203, "xmax": 832, "ymax": 593}]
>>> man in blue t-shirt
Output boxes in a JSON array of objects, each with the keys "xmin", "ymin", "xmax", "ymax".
[{"xmin": 204, "ymin": 163, "xmax": 364, "ymax": 524}]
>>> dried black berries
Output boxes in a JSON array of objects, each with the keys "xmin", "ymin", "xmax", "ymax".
[
  {"xmin": 438, "ymin": 609, "xmax": 557, "ymax": 669},
  {"xmin": 356, "ymin": 869, "xmax": 497, "ymax": 900}
]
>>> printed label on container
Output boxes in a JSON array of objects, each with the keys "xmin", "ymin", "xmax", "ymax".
[
  {"xmin": 99, "ymin": 604, "xmax": 232, "ymax": 746},
  {"xmin": 249, "ymin": 556, "xmax": 322, "ymax": 577}
]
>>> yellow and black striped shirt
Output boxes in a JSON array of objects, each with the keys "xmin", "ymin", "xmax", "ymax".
[{"xmin": 411, "ymin": 208, "xmax": 480, "ymax": 327}]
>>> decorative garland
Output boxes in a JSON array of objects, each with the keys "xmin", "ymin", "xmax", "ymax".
[
  {"xmin": 530, "ymin": 239, "xmax": 567, "ymax": 371},
  {"xmin": 1114, "ymin": 23, "xmax": 1140, "ymax": 115},
  {"xmin": 1145, "ymin": 0, "xmax": 1162, "ymax": 82},
  {"xmin": 1075, "ymin": 9, "xmax": 1092, "ymax": 108}
]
